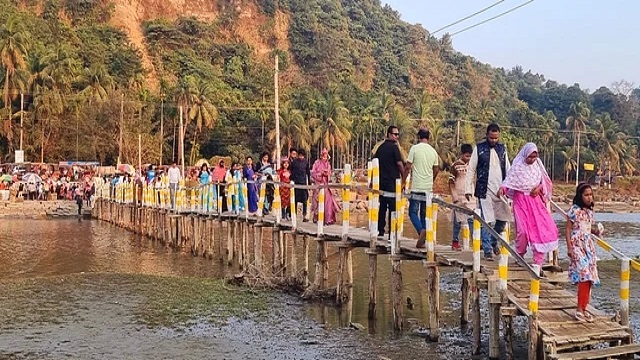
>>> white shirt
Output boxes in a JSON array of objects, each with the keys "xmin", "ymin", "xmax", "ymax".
[
  {"xmin": 168, "ymin": 167, "xmax": 181, "ymax": 184},
  {"xmin": 465, "ymin": 146, "xmax": 510, "ymax": 197}
]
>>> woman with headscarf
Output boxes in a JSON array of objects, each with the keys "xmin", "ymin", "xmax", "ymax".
[
  {"xmin": 498, "ymin": 142, "xmax": 558, "ymax": 266},
  {"xmin": 243, "ymin": 156, "xmax": 258, "ymax": 214},
  {"xmin": 311, "ymin": 148, "xmax": 337, "ymax": 225}
]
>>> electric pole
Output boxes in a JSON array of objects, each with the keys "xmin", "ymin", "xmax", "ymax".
[{"xmin": 274, "ymin": 55, "xmax": 281, "ymax": 169}]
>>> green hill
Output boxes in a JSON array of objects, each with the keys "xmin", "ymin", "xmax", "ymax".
[{"xmin": 0, "ymin": 0, "xmax": 638, "ymax": 179}]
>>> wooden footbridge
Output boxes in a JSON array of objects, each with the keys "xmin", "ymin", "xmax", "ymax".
[{"xmin": 93, "ymin": 162, "xmax": 639, "ymax": 359}]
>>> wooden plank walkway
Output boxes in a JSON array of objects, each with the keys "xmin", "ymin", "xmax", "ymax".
[
  {"xmin": 230, "ymin": 212, "xmax": 637, "ymax": 359},
  {"xmin": 94, "ymin": 202, "xmax": 638, "ymax": 360}
]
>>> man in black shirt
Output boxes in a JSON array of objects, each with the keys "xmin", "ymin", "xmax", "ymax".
[
  {"xmin": 374, "ymin": 126, "xmax": 405, "ymax": 239},
  {"xmin": 290, "ymin": 148, "xmax": 311, "ymax": 221}
]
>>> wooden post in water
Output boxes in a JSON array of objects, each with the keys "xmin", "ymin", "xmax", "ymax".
[
  {"xmin": 336, "ymin": 165, "xmax": 352, "ymax": 305},
  {"xmin": 302, "ymin": 234, "xmax": 309, "ymax": 287},
  {"xmin": 426, "ymin": 262, "xmax": 440, "ymax": 342},
  {"xmin": 367, "ymin": 160, "xmax": 379, "ymax": 319},
  {"xmin": 488, "ymin": 277, "xmax": 501, "ymax": 359},
  {"xmin": 461, "ymin": 269, "xmax": 472, "ymax": 326},
  {"xmin": 217, "ymin": 194, "xmax": 223, "ymax": 261},
  {"xmin": 390, "ymin": 211, "xmax": 403, "ymax": 331}
]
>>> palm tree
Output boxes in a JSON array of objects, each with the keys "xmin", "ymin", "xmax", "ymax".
[
  {"xmin": 0, "ymin": 15, "xmax": 29, "ymax": 152},
  {"xmin": 33, "ymin": 88, "xmax": 63, "ymax": 162},
  {"xmin": 560, "ymin": 148, "xmax": 577, "ymax": 183},
  {"xmin": 311, "ymin": 89, "xmax": 351, "ymax": 166},
  {"xmin": 415, "ymin": 89, "xmax": 444, "ymax": 127},
  {"xmin": 187, "ymin": 78, "xmax": 217, "ymax": 164},
  {"xmin": 593, "ymin": 113, "xmax": 627, "ymax": 175},
  {"xmin": 565, "ymin": 101, "xmax": 591, "ymax": 185},
  {"xmin": 268, "ymin": 101, "xmax": 309, "ymax": 154},
  {"xmin": 78, "ymin": 65, "xmax": 113, "ymax": 104}
]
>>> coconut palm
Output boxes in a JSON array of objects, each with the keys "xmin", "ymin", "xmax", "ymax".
[
  {"xmin": 78, "ymin": 65, "xmax": 113, "ymax": 104},
  {"xmin": 415, "ymin": 89, "xmax": 444, "ymax": 127},
  {"xmin": 311, "ymin": 89, "xmax": 351, "ymax": 164},
  {"xmin": 0, "ymin": 15, "xmax": 29, "ymax": 151},
  {"xmin": 268, "ymin": 101, "xmax": 310, "ymax": 154},
  {"xmin": 187, "ymin": 78, "xmax": 217, "ymax": 164},
  {"xmin": 565, "ymin": 101, "xmax": 591, "ymax": 185},
  {"xmin": 560, "ymin": 148, "xmax": 577, "ymax": 183},
  {"xmin": 33, "ymin": 88, "xmax": 63, "ymax": 162}
]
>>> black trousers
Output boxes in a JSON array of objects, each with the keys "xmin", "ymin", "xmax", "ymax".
[
  {"xmin": 377, "ymin": 195, "xmax": 396, "ymax": 238},
  {"xmin": 294, "ymin": 188, "xmax": 308, "ymax": 216}
]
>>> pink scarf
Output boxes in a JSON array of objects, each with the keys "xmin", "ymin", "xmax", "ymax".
[{"xmin": 502, "ymin": 143, "xmax": 552, "ymax": 199}]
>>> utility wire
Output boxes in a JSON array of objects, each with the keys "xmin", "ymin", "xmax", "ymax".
[
  {"xmin": 432, "ymin": 0, "xmax": 507, "ymax": 35},
  {"xmin": 450, "ymin": 0, "xmax": 534, "ymax": 37}
]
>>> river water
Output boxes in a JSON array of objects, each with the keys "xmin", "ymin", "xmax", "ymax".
[{"xmin": 0, "ymin": 214, "xmax": 638, "ymax": 359}]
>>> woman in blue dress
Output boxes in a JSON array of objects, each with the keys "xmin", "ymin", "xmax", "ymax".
[
  {"xmin": 199, "ymin": 164, "xmax": 211, "ymax": 210},
  {"xmin": 243, "ymin": 156, "xmax": 258, "ymax": 214}
]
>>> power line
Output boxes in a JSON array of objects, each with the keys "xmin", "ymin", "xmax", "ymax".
[
  {"xmin": 432, "ymin": 0, "xmax": 507, "ymax": 35},
  {"xmin": 450, "ymin": 0, "xmax": 534, "ymax": 37}
]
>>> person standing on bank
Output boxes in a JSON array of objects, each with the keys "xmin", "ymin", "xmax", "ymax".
[
  {"xmin": 404, "ymin": 128, "xmax": 439, "ymax": 248},
  {"xmin": 464, "ymin": 123, "xmax": 511, "ymax": 261},
  {"xmin": 374, "ymin": 126, "xmax": 405, "ymax": 240}
]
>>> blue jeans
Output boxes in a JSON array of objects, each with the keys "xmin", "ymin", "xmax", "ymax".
[
  {"xmin": 452, "ymin": 212, "xmax": 474, "ymax": 244},
  {"xmin": 479, "ymin": 203, "xmax": 506, "ymax": 256},
  {"xmin": 409, "ymin": 192, "xmax": 427, "ymax": 234}
]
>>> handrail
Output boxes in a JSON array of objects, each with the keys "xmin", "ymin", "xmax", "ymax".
[{"xmin": 549, "ymin": 200, "xmax": 640, "ymax": 272}]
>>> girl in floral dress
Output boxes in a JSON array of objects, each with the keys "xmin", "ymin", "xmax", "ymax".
[{"xmin": 566, "ymin": 183, "xmax": 602, "ymax": 322}]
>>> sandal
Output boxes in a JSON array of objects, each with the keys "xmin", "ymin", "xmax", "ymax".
[
  {"xmin": 574, "ymin": 311, "xmax": 586, "ymax": 322},
  {"xmin": 584, "ymin": 312, "xmax": 594, "ymax": 322}
]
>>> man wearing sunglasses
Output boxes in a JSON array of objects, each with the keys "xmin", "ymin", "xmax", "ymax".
[{"xmin": 374, "ymin": 126, "xmax": 405, "ymax": 240}]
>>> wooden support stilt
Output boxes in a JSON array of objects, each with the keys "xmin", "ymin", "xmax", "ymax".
[
  {"xmin": 302, "ymin": 234, "xmax": 309, "ymax": 287},
  {"xmin": 488, "ymin": 277, "xmax": 501, "ymax": 359},
  {"xmin": 272, "ymin": 227, "xmax": 280, "ymax": 276},
  {"xmin": 472, "ymin": 272, "xmax": 481, "ymax": 355},
  {"xmin": 461, "ymin": 270, "xmax": 471, "ymax": 327},
  {"xmin": 227, "ymin": 220, "xmax": 233, "ymax": 266},
  {"xmin": 313, "ymin": 239, "xmax": 325, "ymax": 290},
  {"xmin": 217, "ymin": 218, "xmax": 224, "ymax": 261},
  {"xmin": 255, "ymin": 226, "xmax": 263, "ymax": 269},
  {"xmin": 501, "ymin": 306, "xmax": 517, "ymax": 360},
  {"xmin": 282, "ymin": 231, "xmax": 289, "ymax": 278},
  {"xmin": 233, "ymin": 219, "xmax": 240, "ymax": 266},
  {"xmin": 336, "ymin": 247, "xmax": 346, "ymax": 305},
  {"xmin": 291, "ymin": 233, "xmax": 298, "ymax": 280},
  {"xmin": 426, "ymin": 263, "xmax": 440, "ymax": 342}
]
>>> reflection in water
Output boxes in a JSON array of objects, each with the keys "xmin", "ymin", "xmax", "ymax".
[
  {"xmin": 0, "ymin": 215, "xmax": 637, "ymax": 338},
  {"xmin": 0, "ymin": 219, "xmax": 223, "ymax": 279}
]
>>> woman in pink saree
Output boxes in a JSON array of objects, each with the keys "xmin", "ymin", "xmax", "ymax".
[
  {"xmin": 311, "ymin": 148, "xmax": 338, "ymax": 225},
  {"xmin": 498, "ymin": 142, "xmax": 558, "ymax": 265}
]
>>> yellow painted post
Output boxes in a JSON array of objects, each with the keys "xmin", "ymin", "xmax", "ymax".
[
  {"xmin": 473, "ymin": 209, "xmax": 482, "ymax": 273},
  {"xmin": 499, "ymin": 245, "xmax": 509, "ymax": 292},
  {"xmin": 342, "ymin": 164, "xmax": 351, "ymax": 239},
  {"xmin": 426, "ymin": 193, "xmax": 434, "ymax": 261},
  {"xmin": 528, "ymin": 264, "xmax": 540, "ymax": 314},
  {"xmin": 317, "ymin": 188, "xmax": 325, "ymax": 235},
  {"xmin": 257, "ymin": 180, "xmax": 266, "ymax": 221},
  {"xmin": 226, "ymin": 183, "xmax": 233, "ymax": 214},
  {"xmin": 395, "ymin": 179, "xmax": 401, "ymax": 243},
  {"xmin": 289, "ymin": 181, "xmax": 297, "ymax": 229},
  {"xmin": 178, "ymin": 179, "xmax": 185, "ymax": 213},
  {"xmin": 432, "ymin": 197, "xmax": 439, "ymax": 243},
  {"xmin": 620, "ymin": 258, "xmax": 630, "ymax": 326},
  {"xmin": 243, "ymin": 181, "xmax": 249, "ymax": 218},
  {"xmin": 273, "ymin": 179, "xmax": 282, "ymax": 224},
  {"xmin": 370, "ymin": 160, "xmax": 380, "ymax": 238},
  {"xmin": 390, "ymin": 211, "xmax": 398, "ymax": 255},
  {"xmin": 462, "ymin": 222, "xmax": 471, "ymax": 250},
  {"xmin": 233, "ymin": 180, "xmax": 240, "ymax": 215}
]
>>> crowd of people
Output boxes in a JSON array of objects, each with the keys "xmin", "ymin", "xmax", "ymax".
[
  {"xmin": 375, "ymin": 123, "xmax": 601, "ymax": 323},
  {"xmin": 181, "ymin": 148, "xmax": 339, "ymax": 225},
  {"xmin": 0, "ymin": 164, "xmax": 95, "ymax": 207}
]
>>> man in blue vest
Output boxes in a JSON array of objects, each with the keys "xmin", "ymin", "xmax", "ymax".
[{"xmin": 464, "ymin": 123, "xmax": 511, "ymax": 261}]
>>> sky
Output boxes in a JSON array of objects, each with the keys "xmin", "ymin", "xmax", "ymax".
[{"xmin": 383, "ymin": 0, "xmax": 640, "ymax": 92}]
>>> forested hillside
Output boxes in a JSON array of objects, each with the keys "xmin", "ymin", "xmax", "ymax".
[{"xmin": 1, "ymin": 0, "xmax": 638, "ymax": 180}]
